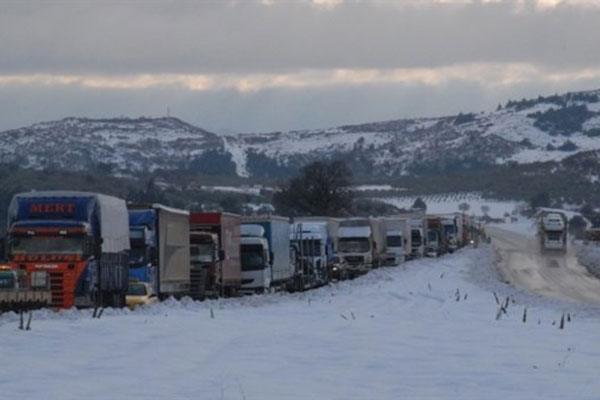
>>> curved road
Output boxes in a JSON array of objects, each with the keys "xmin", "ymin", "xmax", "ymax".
[{"xmin": 487, "ymin": 225, "xmax": 600, "ymax": 304}]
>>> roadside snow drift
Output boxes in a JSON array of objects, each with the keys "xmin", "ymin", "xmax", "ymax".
[{"xmin": 2, "ymin": 247, "xmax": 600, "ymax": 400}]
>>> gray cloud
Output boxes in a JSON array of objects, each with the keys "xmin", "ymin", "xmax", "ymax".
[
  {"xmin": 0, "ymin": 0, "xmax": 598, "ymax": 134},
  {"xmin": 1, "ymin": 1, "xmax": 600, "ymax": 74}
]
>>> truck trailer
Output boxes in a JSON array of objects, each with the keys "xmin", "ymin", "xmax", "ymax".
[
  {"xmin": 338, "ymin": 217, "xmax": 386, "ymax": 276},
  {"xmin": 128, "ymin": 204, "xmax": 191, "ymax": 299},
  {"xmin": 241, "ymin": 216, "xmax": 291, "ymax": 293},
  {"xmin": 189, "ymin": 212, "xmax": 241, "ymax": 298},
  {"xmin": 6, "ymin": 191, "xmax": 130, "ymax": 309}
]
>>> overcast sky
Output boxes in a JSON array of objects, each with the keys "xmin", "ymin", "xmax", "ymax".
[{"xmin": 1, "ymin": 0, "xmax": 599, "ymax": 133}]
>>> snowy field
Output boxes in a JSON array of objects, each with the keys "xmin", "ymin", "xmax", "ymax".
[
  {"xmin": 380, "ymin": 192, "xmax": 524, "ymax": 219},
  {"xmin": 3, "ymin": 246, "xmax": 600, "ymax": 399}
]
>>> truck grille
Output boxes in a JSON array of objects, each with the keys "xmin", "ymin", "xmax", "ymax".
[
  {"xmin": 49, "ymin": 272, "xmax": 64, "ymax": 307},
  {"xmin": 345, "ymin": 256, "xmax": 364, "ymax": 265}
]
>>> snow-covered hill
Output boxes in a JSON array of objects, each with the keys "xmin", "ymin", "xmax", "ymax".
[
  {"xmin": 0, "ymin": 117, "xmax": 223, "ymax": 173},
  {"xmin": 1, "ymin": 246, "xmax": 598, "ymax": 399},
  {"xmin": 2, "ymin": 89, "xmax": 600, "ymax": 178}
]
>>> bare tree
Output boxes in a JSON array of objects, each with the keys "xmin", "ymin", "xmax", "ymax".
[{"xmin": 273, "ymin": 160, "xmax": 354, "ymax": 217}]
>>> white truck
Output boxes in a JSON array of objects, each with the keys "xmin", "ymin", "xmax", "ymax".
[
  {"xmin": 382, "ymin": 217, "xmax": 410, "ymax": 266},
  {"xmin": 240, "ymin": 216, "xmax": 292, "ymax": 293},
  {"xmin": 290, "ymin": 217, "xmax": 339, "ymax": 289},
  {"xmin": 441, "ymin": 215, "xmax": 459, "ymax": 253},
  {"xmin": 338, "ymin": 218, "xmax": 385, "ymax": 277},
  {"xmin": 538, "ymin": 211, "xmax": 568, "ymax": 253},
  {"xmin": 409, "ymin": 218, "xmax": 427, "ymax": 259}
]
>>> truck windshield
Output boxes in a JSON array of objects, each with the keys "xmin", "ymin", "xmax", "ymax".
[
  {"xmin": 190, "ymin": 244, "xmax": 214, "ymax": 263},
  {"xmin": 411, "ymin": 230, "xmax": 422, "ymax": 246},
  {"xmin": 443, "ymin": 225, "xmax": 456, "ymax": 237},
  {"xmin": 387, "ymin": 235, "xmax": 403, "ymax": 247},
  {"xmin": 427, "ymin": 231, "xmax": 438, "ymax": 243},
  {"xmin": 338, "ymin": 238, "xmax": 370, "ymax": 253},
  {"xmin": 129, "ymin": 242, "xmax": 148, "ymax": 266},
  {"xmin": 127, "ymin": 283, "xmax": 147, "ymax": 296},
  {"xmin": 241, "ymin": 244, "xmax": 265, "ymax": 271},
  {"xmin": 296, "ymin": 239, "xmax": 322, "ymax": 257},
  {"xmin": 9, "ymin": 237, "xmax": 85, "ymax": 256}
]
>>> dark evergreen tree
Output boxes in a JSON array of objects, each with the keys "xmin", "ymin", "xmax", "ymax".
[{"xmin": 411, "ymin": 197, "xmax": 427, "ymax": 211}]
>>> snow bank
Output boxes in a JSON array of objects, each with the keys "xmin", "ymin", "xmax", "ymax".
[{"xmin": 2, "ymin": 248, "xmax": 600, "ymax": 399}]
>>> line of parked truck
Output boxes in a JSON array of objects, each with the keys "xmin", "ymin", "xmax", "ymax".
[{"xmin": 0, "ymin": 191, "xmax": 476, "ymax": 312}]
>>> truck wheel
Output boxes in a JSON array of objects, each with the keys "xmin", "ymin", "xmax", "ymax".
[{"xmin": 286, "ymin": 280, "xmax": 296, "ymax": 293}]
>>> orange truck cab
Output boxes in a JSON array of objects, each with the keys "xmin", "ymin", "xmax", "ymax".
[{"xmin": 6, "ymin": 191, "xmax": 130, "ymax": 309}]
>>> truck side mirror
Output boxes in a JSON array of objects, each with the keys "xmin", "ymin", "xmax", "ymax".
[{"xmin": 219, "ymin": 250, "xmax": 226, "ymax": 261}]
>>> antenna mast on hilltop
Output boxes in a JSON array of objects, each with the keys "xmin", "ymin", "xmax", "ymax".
[{"xmin": 166, "ymin": 107, "xmax": 171, "ymax": 118}]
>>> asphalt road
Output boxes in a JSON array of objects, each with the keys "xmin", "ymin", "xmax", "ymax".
[{"xmin": 487, "ymin": 225, "xmax": 600, "ymax": 304}]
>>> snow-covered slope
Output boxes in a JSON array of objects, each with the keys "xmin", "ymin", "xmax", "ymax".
[
  {"xmin": 1, "ymin": 247, "xmax": 598, "ymax": 399},
  {"xmin": 2, "ymin": 89, "xmax": 600, "ymax": 178}
]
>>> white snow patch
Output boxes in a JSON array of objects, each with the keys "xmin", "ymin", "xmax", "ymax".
[
  {"xmin": 2, "ymin": 248, "xmax": 600, "ymax": 399},
  {"xmin": 380, "ymin": 193, "xmax": 524, "ymax": 219}
]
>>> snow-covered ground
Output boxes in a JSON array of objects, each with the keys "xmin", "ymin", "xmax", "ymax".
[
  {"xmin": 2, "ymin": 246, "xmax": 600, "ymax": 399},
  {"xmin": 380, "ymin": 192, "xmax": 524, "ymax": 219},
  {"xmin": 488, "ymin": 219, "xmax": 538, "ymax": 236}
]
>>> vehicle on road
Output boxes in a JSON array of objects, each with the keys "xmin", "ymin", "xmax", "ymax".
[
  {"xmin": 7, "ymin": 191, "xmax": 130, "ymax": 309},
  {"xmin": 126, "ymin": 281, "xmax": 158, "ymax": 309},
  {"xmin": 241, "ymin": 216, "xmax": 291, "ymax": 293},
  {"xmin": 537, "ymin": 211, "xmax": 568, "ymax": 253},
  {"xmin": 338, "ymin": 218, "xmax": 386, "ymax": 277},
  {"xmin": 0, "ymin": 266, "xmax": 51, "ymax": 312},
  {"xmin": 409, "ymin": 218, "xmax": 426, "ymax": 259},
  {"xmin": 290, "ymin": 217, "xmax": 339, "ymax": 289},
  {"xmin": 382, "ymin": 217, "xmax": 410, "ymax": 266},
  {"xmin": 128, "ymin": 204, "xmax": 191, "ymax": 299},
  {"xmin": 189, "ymin": 212, "xmax": 241, "ymax": 298}
]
